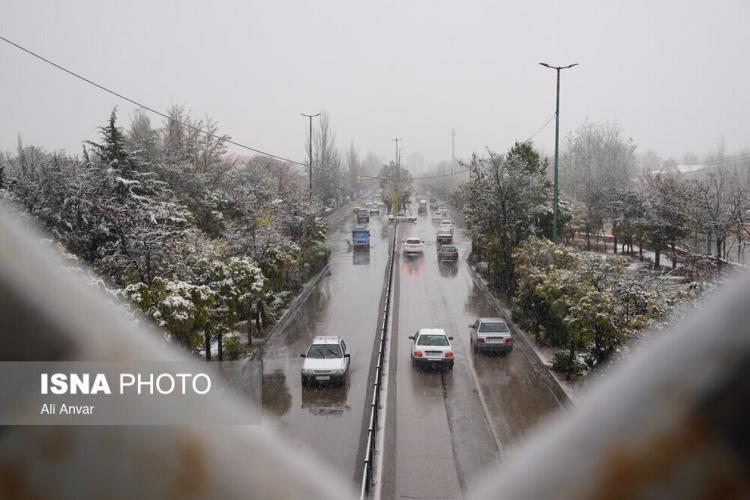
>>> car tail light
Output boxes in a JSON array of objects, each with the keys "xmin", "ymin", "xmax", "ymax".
[
  {"xmin": 505, "ymin": 338, "xmax": 514, "ymax": 343},
  {"xmin": 414, "ymin": 351, "xmax": 423, "ymax": 358},
  {"xmin": 445, "ymin": 351, "xmax": 454, "ymax": 358},
  {"xmin": 476, "ymin": 337, "xmax": 485, "ymax": 344}
]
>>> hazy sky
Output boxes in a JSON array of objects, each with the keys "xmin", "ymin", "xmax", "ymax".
[{"xmin": 1, "ymin": 0, "xmax": 748, "ymax": 170}]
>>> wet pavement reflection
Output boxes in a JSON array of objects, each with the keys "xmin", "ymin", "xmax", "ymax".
[
  {"xmin": 260, "ymin": 209, "xmax": 391, "ymax": 489},
  {"xmin": 385, "ymin": 207, "xmax": 563, "ymax": 499}
]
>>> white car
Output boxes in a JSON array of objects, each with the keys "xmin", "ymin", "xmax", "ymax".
[
  {"xmin": 300, "ymin": 336, "xmax": 350, "ymax": 386},
  {"xmin": 431, "ymin": 210, "xmax": 444, "ymax": 221},
  {"xmin": 408, "ymin": 328, "xmax": 454, "ymax": 370},
  {"xmin": 388, "ymin": 212, "xmax": 417, "ymax": 223},
  {"xmin": 470, "ymin": 318, "xmax": 514, "ymax": 354},
  {"xmin": 436, "ymin": 228, "xmax": 453, "ymax": 243},
  {"xmin": 402, "ymin": 236, "xmax": 424, "ymax": 255},
  {"xmin": 439, "ymin": 219, "xmax": 454, "ymax": 232}
]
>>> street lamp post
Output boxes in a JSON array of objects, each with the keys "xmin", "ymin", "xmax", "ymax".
[
  {"xmin": 391, "ymin": 137, "xmax": 403, "ymax": 167},
  {"xmin": 539, "ymin": 62, "xmax": 578, "ymax": 243},
  {"xmin": 301, "ymin": 112, "xmax": 321, "ymax": 197}
]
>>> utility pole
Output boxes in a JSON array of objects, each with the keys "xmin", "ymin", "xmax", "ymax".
[
  {"xmin": 451, "ymin": 128, "xmax": 456, "ymax": 164},
  {"xmin": 391, "ymin": 137, "xmax": 403, "ymax": 167},
  {"xmin": 539, "ymin": 62, "xmax": 578, "ymax": 243},
  {"xmin": 301, "ymin": 112, "xmax": 320, "ymax": 197}
]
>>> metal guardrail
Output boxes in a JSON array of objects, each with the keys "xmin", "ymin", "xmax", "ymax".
[{"xmin": 359, "ymin": 223, "xmax": 397, "ymax": 499}]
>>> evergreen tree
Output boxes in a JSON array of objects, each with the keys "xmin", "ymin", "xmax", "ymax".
[{"xmin": 85, "ymin": 108, "xmax": 131, "ymax": 170}]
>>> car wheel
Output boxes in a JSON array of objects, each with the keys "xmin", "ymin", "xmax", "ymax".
[
  {"xmin": 472, "ymin": 343, "xmax": 478, "ymax": 355},
  {"xmin": 447, "ymin": 361, "xmax": 454, "ymax": 370}
]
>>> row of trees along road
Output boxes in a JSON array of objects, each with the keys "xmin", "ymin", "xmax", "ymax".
[
  {"xmin": 455, "ymin": 127, "xmax": 746, "ymax": 377},
  {"xmin": 561, "ymin": 121, "xmax": 750, "ymax": 269},
  {"xmin": 2, "ymin": 107, "xmax": 329, "ymax": 360}
]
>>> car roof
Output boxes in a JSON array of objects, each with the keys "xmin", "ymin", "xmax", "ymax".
[
  {"xmin": 311, "ymin": 336, "xmax": 342, "ymax": 344},
  {"xmin": 417, "ymin": 328, "xmax": 448, "ymax": 336},
  {"xmin": 405, "ymin": 236, "xmax": 421, "ymax": 241},
  {"xmin": 478, "ymin": 317, "xmax": 507, "ymax": 323}
]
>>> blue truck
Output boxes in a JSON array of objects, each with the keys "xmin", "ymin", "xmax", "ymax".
[{"xmin": 352, "ymin": 226, "xmax": 371, "ymax": 249}]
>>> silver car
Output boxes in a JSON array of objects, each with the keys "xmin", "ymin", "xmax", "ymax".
[{"xmin": 469, "ymin": 317, "xmax": 514, "ymax": 354}]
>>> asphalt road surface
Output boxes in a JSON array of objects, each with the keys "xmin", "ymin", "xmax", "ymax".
[
  {"xmin": 261, "ymin": 204, "xmax": 565, "ymax": 499},
  {"xmin": 260, "ymin": 207, "xmax": 391, "ymax": 493},
  {"xmin": 380, "ymin": 209, "xmax": 565, "ymax": 499}
]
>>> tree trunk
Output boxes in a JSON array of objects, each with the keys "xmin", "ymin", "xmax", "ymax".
[
  {"xmin": 716, "ymin": 237, "xmax": 724, "ymax": 269},
  {"xmin": 204, "ymin": 329, "xmax": 212, "ymax": 361},
  {"xmin": 217, "ymin": 333, "xmax": 223, "ymax": 361},
  {"xmin": 247, "ymin": 308, "xmax": 253, "ymax": 345},
  {"xmin": 654, "ymin": 249, "xmax": 661, "ymax": 269},
  {"xmin": 255, "ymin": 305, "xmax": 261, "ymax": 334},
  {"xmin": 639, "ymin": 243, "xmax": 643, "ymax": 261},
  {"xmin": 613, "ymin": 234, "xmax": 618, "ymax": 254},
  {"xmin": 671, "ymin": 241, "xmax": 677, "ymax": 269}
]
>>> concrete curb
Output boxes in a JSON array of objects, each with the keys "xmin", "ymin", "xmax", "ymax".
[
  {"xmin": 465, "ymin": 261, "xmax": 574, "ymax": 407},
  {"xmin": 256, "ymin": 262, "xmax": 332, "ymax": 358},
  {"xmin": 254, "ymin": 203, "xmax": 353, "ymax": 358}
]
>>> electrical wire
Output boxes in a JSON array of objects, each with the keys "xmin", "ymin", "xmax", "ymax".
[
  {"xmin": 524, "ymin": 113, "xmax": 556, "ymax": 143},
  {"xmin": 0, "ymin": 34, "xmax": 306, "ymax": 166}
]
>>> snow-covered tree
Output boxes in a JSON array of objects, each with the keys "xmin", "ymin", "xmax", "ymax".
[{"xmin": 464, "ymin": 142, "xmax": 550, "ymax": 294}]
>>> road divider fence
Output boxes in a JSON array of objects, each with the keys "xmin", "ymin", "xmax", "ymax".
[{"xmin": 359, "ymin": 223, "xmax": 397, "ymax": 499}]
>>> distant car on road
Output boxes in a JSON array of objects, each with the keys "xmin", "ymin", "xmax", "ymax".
[
  {"xmin": 436, "ymin": 228, "xmax": 453, "ymax": 243},
  {"xmin": 368, "ymin": 205, "xmax": 380, "ymax": 215},
  {"xmin": 469, "ymin": 318, "xmax": 514, "ymax": 354},
  {"xmin": 409, "ymin": 328, "xmax": 454, "ymax": 370},
  {"xmin": 356, "ymin": 208, "xmax": 370, "ymax": 223},
  {"xmin": 418, "ymin": 199, "xmax": 428, "ymax": 214},
  {"xmin": 429, "ymin": 198, "xmax": 438, "ymax": 210},
  {"xmin": 439, "ymin": 219, "xmax": 454, "ymax": 232},
  {"xmin": 300, "ymin": 336, "xmax": 351, "ymax": 386},
  {"xmin": 402, "ymin": 236, "xmax": 424, "ymax": 255},
  {"xmin": 431, "ymin": 210, "xmax": 445, "ymax": 221},
  {"xmin": 389, "ymin": 212, "xmax": 417, "ymax": 223},
  {"xmin": 437, "ymin": 244, "xmax": 459, "ymax": 263}
]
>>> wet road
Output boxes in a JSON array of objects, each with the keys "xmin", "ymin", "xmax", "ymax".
[
  {"xmin": 381, "ymin": 209, "xmax": 565, "ymax": 499},
  {"xmin": 260, "ymin": 207, "xmax": 391, "ymax": 492}
]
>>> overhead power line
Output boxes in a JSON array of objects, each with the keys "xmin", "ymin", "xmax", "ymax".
[
  {"xmin": 524, "ymin": 113, "xmax": 556, "ymax": 142},
  {"xmin": 412, "ymin": 113, "xmax": 560, "ymax": 181},
  {"xmin": 0, "ymin": 34, "xmax": 306, "ymax": 166}
]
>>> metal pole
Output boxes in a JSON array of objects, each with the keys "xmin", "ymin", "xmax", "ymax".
[
  {"xmin": 391, "ymin": 137, "xmax": 402, "ymax": 167},
  {"xmin": 539, "ymin": 63, "xmax": 577, "ymax": 243},
  {"xmin": 553, "ymin": 68, "xmax": 560, "ymax": 243},
  {"xmin": 301, "ymin": 113, "xmax": 321, "ymax": 198}
]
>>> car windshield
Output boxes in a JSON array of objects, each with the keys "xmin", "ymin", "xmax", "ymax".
[
  {"xmin": 406, "ymin": 238, "xmax": 420, "ymax": 244},
  {"xmin": 307, "ymin": 344, "xmax": 342, "ymax": 359},
  {"xmin": 479, "ymin": 321, "xmax": 509, "ymax": 333},
  {"xmin": 441, "ymin": 246, "xmax": 457, "ymax": 252},
  {"xmin": 417, "ymin": 335, "xmax": 449, "ymax": 346}
]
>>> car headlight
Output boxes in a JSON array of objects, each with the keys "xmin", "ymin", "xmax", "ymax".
[
  {"xmin": 301, "ymin": 368, "xmax": 313, "ymax": 375},
  {"xmin": 332, "ymin": 368, "xmax": 345, "ymax": 375}
]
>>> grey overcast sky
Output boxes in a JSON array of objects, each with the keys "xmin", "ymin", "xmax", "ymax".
[{"xmin": 1, "ymin": 0, "xmax": 748, "ymax": 169}]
